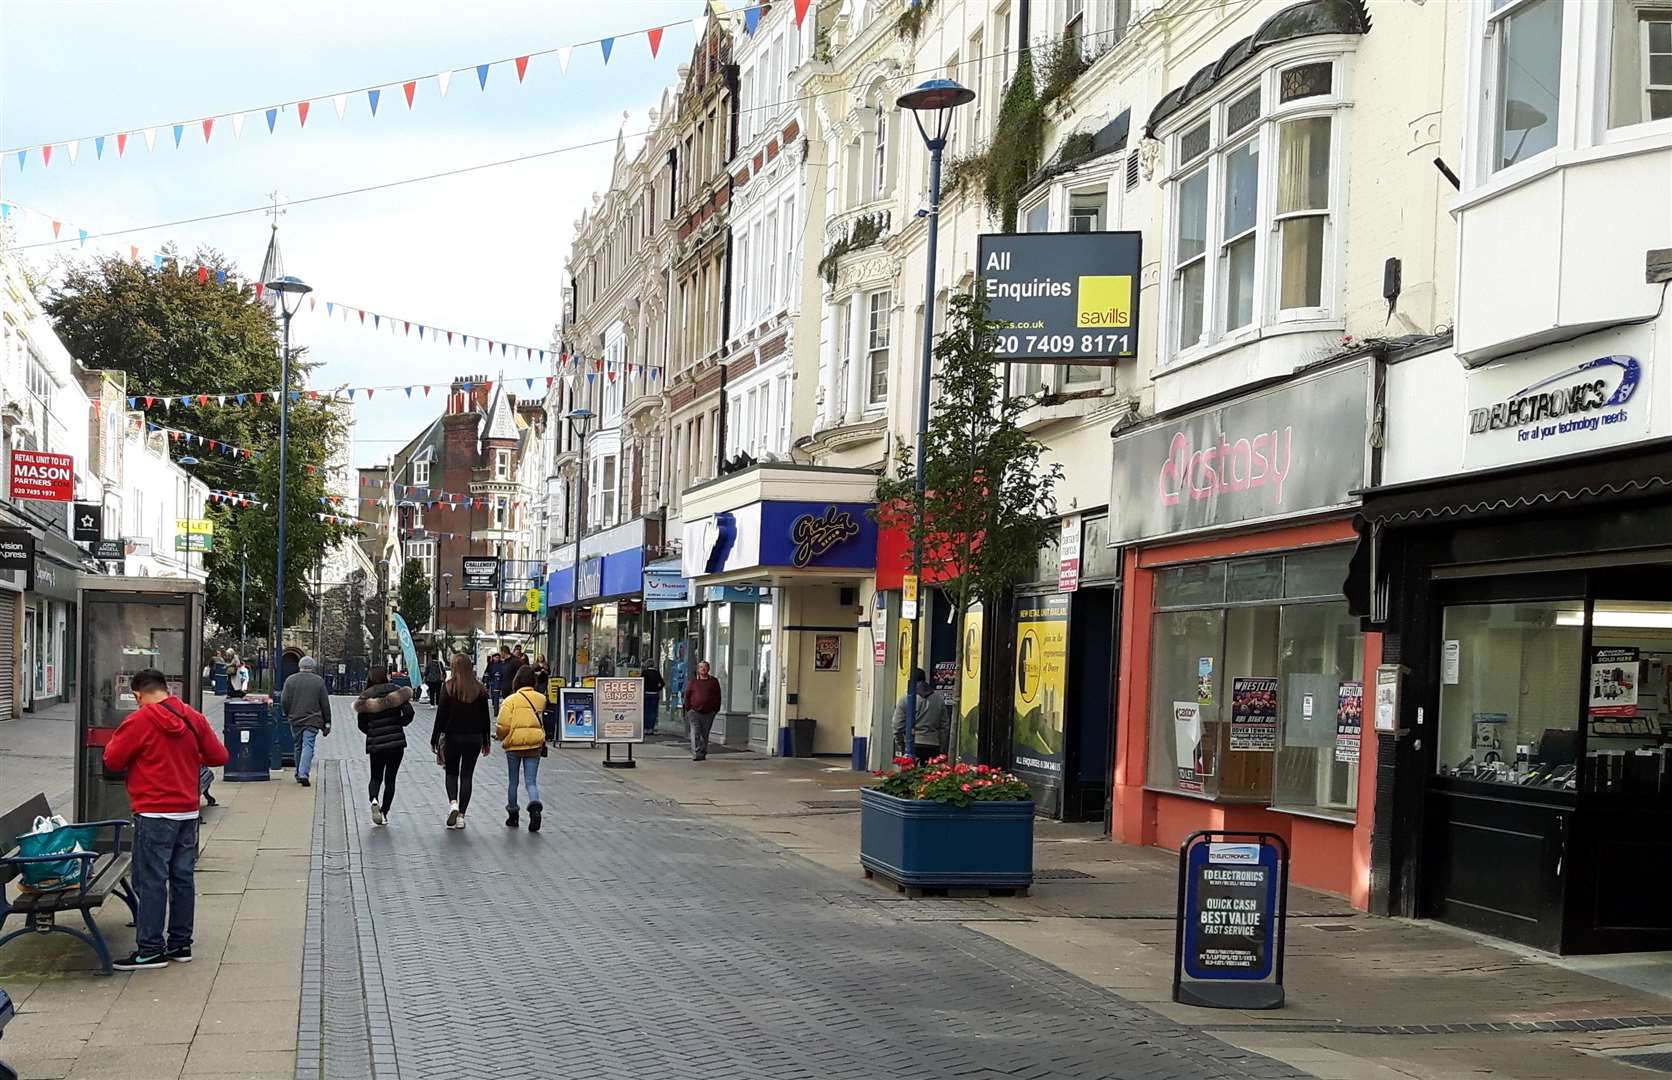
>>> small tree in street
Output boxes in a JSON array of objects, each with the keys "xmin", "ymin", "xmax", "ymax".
[
  {"xmin": 875, "ymin": 292, "xmax": 1063, "ymax": 753},
  {"xmin": 395, "ymin": 558, "xmax": 432, "ymax": 634}
]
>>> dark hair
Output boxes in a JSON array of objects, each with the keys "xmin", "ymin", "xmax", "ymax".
[
  {"xmin": 912, "ymin": 667, "xmax": 928, "ymax": 684},
  {"xmin": 513, "ymin": 665, "xmax": 540, "ymax": 691},
  {"xmin": 131, "ymin": 668, "xmax": 168, "ymax": 693},
  {"xmin": 368, "ymin": 665, "xmax": 389, "ymax": 685}
]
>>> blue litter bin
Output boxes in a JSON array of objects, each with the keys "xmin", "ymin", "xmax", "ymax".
[
  {"xmin": 268, "ymin": 702, "xmax": 295, "ymax": 770},
  {"xmin": 222, "ymin": 702, "xmax": 272, "ymax": 781},
  {"xmin": 212, "ymin": 672, "xmax": 230, "ymax": 696}
]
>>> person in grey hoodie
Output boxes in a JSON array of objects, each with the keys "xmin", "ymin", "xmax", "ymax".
[
  {"xmin": 892, "ymin": 668, "xmax": 950, "ymax": 765},
  {"xmin": 280, "ymin": 655, "xmax": 333, "ymax": 787}
]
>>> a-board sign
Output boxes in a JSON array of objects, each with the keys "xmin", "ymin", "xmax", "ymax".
[
  {"xmin": 594, "ymin": 677, "xmax": 644, "ymax": 743},
  {"xmin": 559, "ymin": 688, "xmax": 595, "ymax": 742},
  {"xmin": 1174, "ymin": 831, "xmax": 1288, "ymax": 1010}
]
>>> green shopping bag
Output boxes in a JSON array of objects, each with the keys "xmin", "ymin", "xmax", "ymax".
[{"xmin": 16, "ymin": 816, "xmax": 99, "ymax": 892}]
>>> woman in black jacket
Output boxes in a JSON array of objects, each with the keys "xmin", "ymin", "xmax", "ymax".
[
  {"xmin": 355, "ymin": 666, "xmax": 415, "ymax": 826},
  {"xmin": 430, "ymin": 653, "xmax": 490, "ymax": 830}
]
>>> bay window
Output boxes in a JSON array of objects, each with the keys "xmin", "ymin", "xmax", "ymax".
[
  {"xmin": 1489, "ymin": 0, "xmax": 1563, "ymax": 171},
  {"xmin": 1162, "ymin": 57, "xmax": 1344, "ymax": 362}
]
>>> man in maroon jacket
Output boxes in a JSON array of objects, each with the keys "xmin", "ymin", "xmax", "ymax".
[
  {"xmin": 103, "ymin": 669, "xmax": 229, "ymax": 971},
  {"xmin": 682, "ymin": 660, "xmax": 722, "ymax": 762}
]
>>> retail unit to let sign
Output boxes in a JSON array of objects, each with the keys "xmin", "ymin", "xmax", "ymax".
[
  {"xmin": 461, "ymin": 556, "xmax": 499, "ymax": 591},
  {"xmin": 9, "ymin": 450, "xmax": 75, "ymax": 502},
  {"xmin": 977, "ymin": 231, "xmax": 1141, "ymax": 363},
  {"xmin": 1058, "ymin": 515, "xmax": 1081, "ymax": 593},
  {"xmin": 1173, "ymin": 832, "xmax": 1289, "ymax": 1010}
]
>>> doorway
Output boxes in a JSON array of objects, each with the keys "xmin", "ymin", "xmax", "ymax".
[{"xmin": 1064, "ymin": 587, "xmax": 1116, "ymax": 822}]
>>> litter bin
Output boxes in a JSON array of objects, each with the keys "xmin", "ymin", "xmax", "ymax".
[
  {"xmin": 268, "ymin": 702, "xmax": 295, "ymax": 770},
  {"xmin": 790, "ymin": 718, "xmax": 817, "ymax": 758},
  {"xmin": 222, "ymin": 701, "xmax": 272, "ymax": 781}
]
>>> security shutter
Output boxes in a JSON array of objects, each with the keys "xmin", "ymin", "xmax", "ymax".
[{"xmin": 0, "ymin": 594, "xmax": 15, "ymax": 719}]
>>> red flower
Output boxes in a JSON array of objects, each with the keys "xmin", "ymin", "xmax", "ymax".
[{"xmin": 961, "ymin": 783, "xmax": 972, "ymax": 792}]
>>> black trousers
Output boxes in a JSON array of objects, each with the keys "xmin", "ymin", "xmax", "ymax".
[
  {"xmin": 368, "ymin": 748, "xmax": 404, "ymax": 813},
  {"xmin": 443, "ymin": 738, "xmax": 482, "ymax": 812}
]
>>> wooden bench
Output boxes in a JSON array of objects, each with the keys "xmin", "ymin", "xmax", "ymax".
[{"xmin": 0, "ymin": 794, "xmax": 137, "ymax": 977}]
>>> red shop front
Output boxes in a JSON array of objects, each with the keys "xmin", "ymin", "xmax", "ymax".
[{"xmin": 1105, "ymin": 359, "xmax": 1380, "ymax": 906}]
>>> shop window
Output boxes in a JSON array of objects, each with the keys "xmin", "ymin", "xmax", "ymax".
[
  {"xmin": 1489, "ymin": 0, "xmax": 1563, "ymax": 171},
  {"xmin": 1436, "ymin": 601, "xmax": 1583, "ymax": 787},
  {"xmin": 1146, "ymin": 546, "xmax": 1362, "ymax": 818}
]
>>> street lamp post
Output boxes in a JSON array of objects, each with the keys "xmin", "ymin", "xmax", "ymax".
[
  {"xmin": 896, "ymin": 78, "xmax": 973, "ymax": 759},
  {"xmin": 267, "ymin": 275, "xmax": 313, "ymax": 675},
  {"xmin": 565, "ymin": 408, "xmax": 593, "ymax": 687}
]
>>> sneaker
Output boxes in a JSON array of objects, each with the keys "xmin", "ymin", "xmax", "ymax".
[
  {"xmin": 446, "ymin": 803, "xmax": 460, "ymax": 829},
  {"xmin": 203, "ymin": 794, "xmax": 218, "ymax": 807},
  {"xmin": 113, "ymin": 951, "xmax": 168, "ymax": 971},
  {"xmin": 527, "ymin": 801, "xmax": 543, "ymax": 833},
  {"xmin": 298, "ymin": 777, "xmax": 311, "ymax": 787},
  {"xmin": 164, "ymin": 945, "xmax": 193, "ymax": 963},
  {"xmin": 456, "ymin": 815, "xmax": 467, "ymax": 830},
  {"xmin": 371, "ymin": 803, "xmax": 386, "ymax": 827},
  {"xmin": 505, "ymin": 807, "xmax": 519, "ymax": 828}
]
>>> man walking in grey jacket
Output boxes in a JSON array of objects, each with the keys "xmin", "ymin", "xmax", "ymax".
[
  {"xmin": 892, "ymin": 668, "xmax": 950, "ymax": 765},
  {"xmin": 280, "ymin": 656, "xmax": 333, "ymax": 787}
]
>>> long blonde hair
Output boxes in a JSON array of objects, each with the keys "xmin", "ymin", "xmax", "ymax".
[{"xmin": 446, "ymin": 653, "xmax": 484, "ymax": 703}]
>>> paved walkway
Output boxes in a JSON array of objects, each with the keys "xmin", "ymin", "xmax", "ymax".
[{"xmin": 0, "ymin": 703, "xmax": 77, "ymax": 816}]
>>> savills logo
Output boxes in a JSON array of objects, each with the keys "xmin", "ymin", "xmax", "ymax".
[{"xmin": 1469, "ymin": 355, "xmax": 1640, "ymax": 436}]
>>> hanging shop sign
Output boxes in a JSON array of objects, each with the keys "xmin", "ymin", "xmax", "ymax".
[
  {"xmin": 1463, "ymin": 327, "xmax": 1652, "ymax": 471},
  {"xmin": 595, "ymin": 677, "xmax": 644, "ymax": 743},
  {"xmin": 686, "ymin": 501, "xmax": 878, "ymax": 578},
  {"xmin": 92, "ymin": 539, "xmax": 126, "ymax": 562},
  {"xmin": 558, "ymin": 688, "xmax": 596, "ymax": 743},
  {"xmin": 9, "ymin": 450, "xmax": 75, "ymax": 502},
  {"xmin": 0, "ymin": 528, "xmax": 35, "ymax": 586},
  {"xmin": 977, "ymin": 231, "xmax": 1142, "ymax": 363},
  {"xmin": 1173, "ymin": 832, "xmax": 1289, "ymax": 1010},
  {"xmin": 73, "ymin": 503, "xmax": 103, "ymax": 542},
  {"xmin": 1108, "ymin": 361, "xmax": 1370, "ymax": 546},
  {"xmin": 461, "ymin": 556, "xmax": 500, "ymax": 591},
  {"xmin": 644, "ymin": 559, "xmax": 695, "ymax": 610},
  {"xmin": 1011, "ymin": 594, "xmax": 1069, "ymax": 778}
]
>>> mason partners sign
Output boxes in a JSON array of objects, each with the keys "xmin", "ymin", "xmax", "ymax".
[
  {"xmin": 977, "ymin": 231, "xmax": 1141, "ymax": 363},
  {"xmin": 1108, "ymin": 361, "xmax": 1371, "ymax": 545}
]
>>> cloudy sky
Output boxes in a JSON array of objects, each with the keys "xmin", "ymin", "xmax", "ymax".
[{"xmin": 0, "ymin": 0, "xmax": 700, "ymax": 470}]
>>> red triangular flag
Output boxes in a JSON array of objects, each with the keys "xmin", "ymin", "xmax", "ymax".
[
  {"xmin": 515, "ymin": 56, "xmax": 530, "ymax": 82},
  {"xmin": 143, "ymin": 397, "xmax": 155, "ymax": 408},
  {"xmin": 297, "ymin": 101, "xmax": 311, "ymax": 127},
  {"xmin": 359, "ymin": 310, "xmax": 366, "ymax": 323},
  {"xmin": 404, "ymin": 321, "xmax": 411, "ymax": 335},
  {"xmin": 41, "ymin": 145, "xmax": 52, "ymax": 167},
  {"xmin": 51, "ymin": 220, "xmax": 61, "ymax": 238},
  {"xmin": 648, "ymin": 27, "xmax": 664, "ymax": 57},
  {"xmin": 130, "ymin": 245, "xmax": 139, "ymax": 262},
  {"xmin": 255, "ymin": 282, "xmax": 265, "ymax": 298},
  {"xmin": 366, "ymin": 388, "xmax": 375, "ymax": 399},
  {"xmin": 423, "ymin": 385, "xmax": 432, "ymax": 396},
  {"xmin": 197, "ymin": 395, "xmax": 209, "ymax": 406},
  {"xmin": 254, "ymin": 392, "xmax": 265, "ymax": 403},
  {"xmin": 117, "ymin": 132, "xmax": 128, "ymax": 156},
  {"xmin": 198, "ymin": 266, "xmax": 209, "ymax": 284},
  {"xmin": 202, "ymin": 117, "xmax": 214, "ymax": 142},
  {"xmin": 794, "ymin": 0, "xmax": 811, "ymax": 26}
]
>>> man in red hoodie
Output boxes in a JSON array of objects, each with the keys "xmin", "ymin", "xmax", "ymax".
[{"xmin": 103, "ymin": 669, "xmax": 229, "ymax": 971}]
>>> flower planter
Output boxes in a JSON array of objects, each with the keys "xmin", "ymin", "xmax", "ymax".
[{"xmin": 859, "ymin": 788, "xmax": 1034, "ymax": 893}]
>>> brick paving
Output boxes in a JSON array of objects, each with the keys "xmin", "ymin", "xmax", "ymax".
[{"xmin": 307, "ymin": 733, "xmax": 1312, "ymax": 1080}]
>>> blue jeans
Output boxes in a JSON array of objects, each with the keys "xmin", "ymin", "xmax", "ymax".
[
  {"xmin": 507, "ymin": 755, "xmax": 541, "ymax": 809},
  {"xmin": 133, "ymin": 815, "xmax": 199, "ymax": 955},
  {"xmin": 295, "ymin": 727, "xmax": 318, "ymax": 779},
  {"xmin": 644, "ymin": 692, "xmax": 660, "ymax": 733}
]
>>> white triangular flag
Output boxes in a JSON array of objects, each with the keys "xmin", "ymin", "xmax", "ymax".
[
  {"xmin": 65, "ymin": 140, "xmax": 79, "ymax": 164},
  {"xmin": 232, "ymin": 112, "xmax": 247, "ymax": 139},
  {"xmin": 143, "ymin": 127, "xmax": 157, "ymax": 151},
  {"xmin": 437, "ymin": 69, "xmax": 452, "ymax": 97},
  {"xmin": 557, "ymin": 46, "xmax": 572, "ymax": 74},
  {"xmin": 333, "ymin": 94, "xmax": 348, "ymax": 120}
]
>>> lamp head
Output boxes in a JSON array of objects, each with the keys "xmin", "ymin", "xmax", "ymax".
[
  {"xmin": 896, "ymin": 78, "xmax": 974, "ymax": 147},
  {"xmin": 566, "ymin": 407, "xmax": 594, "ymax": 427},
  {"xmin": 267, "ymin": 274, "xmax": 313, "ymax": 317}
]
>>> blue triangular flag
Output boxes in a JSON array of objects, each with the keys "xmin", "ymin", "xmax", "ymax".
[
  {"xmin": 587, "ymin": 372, "xmax": 596, "ymax": 385},
  {"xmin": 600, "ymin": 38, "xmax": 614, "ymax": 63},
  {"xmin": 0, "ymin": 203, "xmax": 8, "ymax": 222},
  {"xmin": 128, "ymin": 398, "xmax": 138, "ymax": 409},
  {"xmin": 236, "ymin": 394, "xmax": 246, "ymax": 405},
  {"xmin": 172, "ymin": 124, "xmax": 184, "ymax": 148},
  {"xmin": 461, "ymin": 382, "xmax": 473, "ymax": 392},
  {"xmin": 526, "ymin": 378, "xmax": 534, "ymax": 389},
  {"xmin": 404, "ymin": 387, "xmax": 412, "ymax": 397},
  {"xmin": 154, "ymin": 255, "xmax": 165, "ymax": 269},
  {"xmin": 373, "ymin": 314, "xmax": 380, "ymax": 329},
  {"xmin": 14, "ymin": 149, "xmax": 24, "ymax": 170},
  {"xmin": 346, "ymin": 389, "xmax": 356, "ymax": 399},
  {"xmin": 265, "ymin": 108, "xmax": 278, "ymax": 133},
  {"xmin": 217, "ymin": 269, "xmax": 227, "ymax": 284},
  {"xmin": 78, "ymin": 229, "xmax": 87, "ymax": 247},
  {"xmin": 500, "ymin": 342, "xmax": 507, "ymax": 356},
  {"xmin": 326, "ymin": 302, "xmax": 334, "ymax": 316},
  {"xmin": 290, "ymin": 391, "xmax": 302, "ymax": 402},
  {"xmin": 368, "ymin": 89, "xmax": 381, "ymax": 115},
  {"xmin": 476, "ymin": 64, "xmax": 490, "ymax": 90},
  {"xmin": 418, "ymin": 326, "xmax": 425, "ymax": 339},
  {"xmin": 95, "ymin": 136, "xmax": 105, "ymax": 159},
  {"xmin": 179, "ymin": 396, "xmax": 190, "ymax": 407},
  {"xmin": 745, "ymin": 6, "xmax": 760, "ymax": 33}
]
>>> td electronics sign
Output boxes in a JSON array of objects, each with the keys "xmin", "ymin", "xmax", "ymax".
[{"xmin": 1108, "ymin": 362, "xmax": 1371, "ymax": 545}]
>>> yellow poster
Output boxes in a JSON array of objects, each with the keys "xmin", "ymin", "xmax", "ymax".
[
  {"xmin": 1012, "ymin": 594, "xmax": 1069, "ymax": 777},
  {"xmin": 896, "ymin": 617, "xmax": 915, "ymax": 705},
  {"xmin": 957, "ymin": 602, "xmax": 984, "ymax": 763}
]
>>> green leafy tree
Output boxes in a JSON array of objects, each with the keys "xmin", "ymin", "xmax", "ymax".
[
  {"xmin": 395, "ymin": 558, "xmax": 432, "ymax": 634},
  {"xmin": 46, "ymin": 248, "xmax": 351, "ymax": 638},
  {"xmin": 874, "ymin": 292, "xmax": 1062, "ymax": 745}
]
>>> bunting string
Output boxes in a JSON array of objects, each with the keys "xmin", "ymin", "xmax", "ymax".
[{"xmin": 2, "ymin": 2, "xmax": 808, "ymax": 169}]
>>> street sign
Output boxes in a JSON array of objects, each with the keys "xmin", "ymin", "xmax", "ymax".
[
  {"xmin": 977, "ymin": 231, "xmax": 1142, "ymax": 363},
  {"xmin": 461, "ymin": 556, "xmax": 499, "ymax": 590},
  {"xmin": 1173, "ymin": 831, "xmax": 1289, "ymax": 1010},
  {"xmin": 901, "ymin": 574, "xmax": 919, "ymax": 620},
  {"xmin": 9, "ymin": 450, "xmax": 75, "ymax": 502},
  {"xmin": 73, "ymin": 503, "xmax": 103, "ymax": 542},
  {"xmin": 92, "ymin": 539, "xmax": 125, "ymax": 562}
]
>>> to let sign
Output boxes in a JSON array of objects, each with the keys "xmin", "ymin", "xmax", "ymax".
[
  {"xmin": 10, "ymin": 451, "xmax": 75, "ymax": 502},
  {"xmin": 977, "ymin": 231, "xmax": 1142, "ymax": 363}
]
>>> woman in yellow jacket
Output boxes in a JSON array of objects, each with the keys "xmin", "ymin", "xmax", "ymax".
[{"xmin": 495, "ymin": 665, "xmax": 548, "ymax": 831}]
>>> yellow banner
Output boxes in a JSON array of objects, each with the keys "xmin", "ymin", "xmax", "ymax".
[
  {"xmin": 1012, "ymin": 594, "xmax": 1070, "ymax": 776},
  {"xmin": 896, "ymin": 617, "xmax": 915, "ymax": 705},
  {"xmin": 176, "ymin": 518, "xmax": 213, "ymax": 535},
  {"xmin": 957, "ymin": 603, "xmax": 984, "ymax": 762}
]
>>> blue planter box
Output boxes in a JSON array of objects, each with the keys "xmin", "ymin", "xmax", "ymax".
[{"xmin": 859, "ymin": 788, "xmax": 1034, "ymax": 889}]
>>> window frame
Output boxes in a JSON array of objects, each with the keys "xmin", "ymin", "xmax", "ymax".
[
  {"xmin": 411, "ymin": 458, "xmax": 430, "ymax": 486},
  {"xmin": 865, "ymin": 289, "xmax": 892, "ymax": 409},
  {"xmin": 1159, "ymin": 53, "xmax": 1351, "ymax": 367}
]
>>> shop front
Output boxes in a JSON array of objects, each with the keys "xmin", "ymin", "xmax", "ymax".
[
  {"xmin": 1355, "ymin": 329, "xmax": 1672, "ymax": 953},
  {"xmin": 546, "ymin": 517, "xmax": 657, "ymax": 685},
  {"xmin": 645, "ymin": 557, "xmax": 699, "ymax": 734},
  {"xmin": 25, "ymin": 529, "xmax": 85, "ymax": 711},
  {"xmin": 1110, "ymin": 358, "xmax": 1380, "ymax": 905},
  {"xmin": 682, "ymin": 465, "xmax": 879, "ymax": 757}
]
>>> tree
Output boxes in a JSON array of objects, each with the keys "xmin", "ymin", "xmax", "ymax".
[
  {"xmin": 874, "ymin": 292, "xmax": 1063, "ymax": 748},
  {"xmin": 395, "ymin": 558, "xmax": 432, "ymax": 634},
  {"xmin": 46, "ymin": 248, "xmax": 351, "ymax": 637}
]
